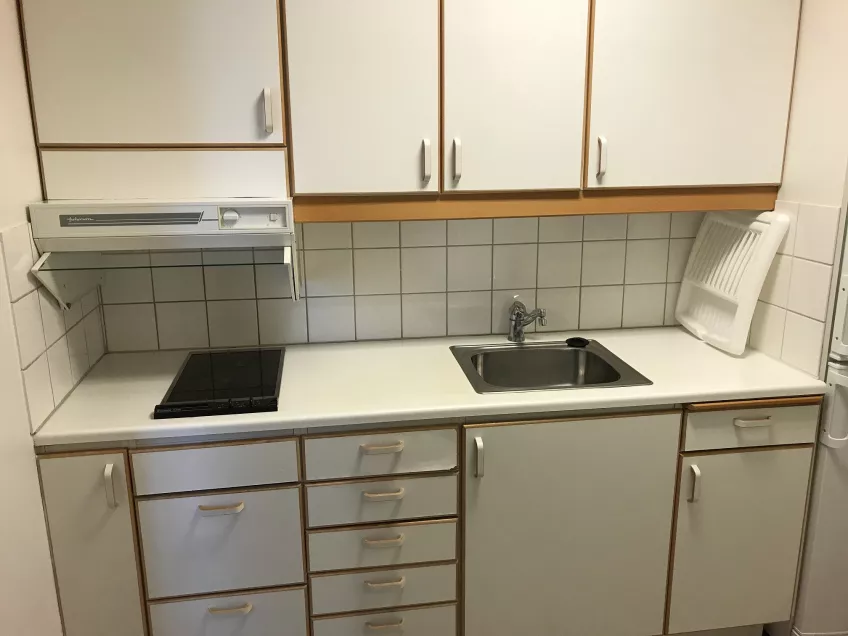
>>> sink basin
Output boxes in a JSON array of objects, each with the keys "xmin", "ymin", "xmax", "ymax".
[{"xmin": 450, "ymin": 340, "xmax": 652, "ymax": 394}]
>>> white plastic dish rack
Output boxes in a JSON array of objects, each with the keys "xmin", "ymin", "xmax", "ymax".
[{"xmin": 675, "ymin": 210, "xmax": 789, "ymax": 356}]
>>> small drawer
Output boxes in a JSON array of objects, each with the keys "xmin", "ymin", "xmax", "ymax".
[
  {"xmin": 304, "ymin": 428, "xmax": 457, "ymax": 481},
  {"xmin": 312, "ymin": 603, "xmax": 456, "ymax": 636},
  {"xmin": 306, "ymin": 474, "xmax": 457, "ymax": 528},
  {"xmin": 308, "ymin": 520, "xmax": 456, "ymax": 573},
  {"xmin": 149, "ymin": 588, "xmax": 308, "ymax": 636},
  {"xmin": 310, "ymin": 564, "xmax": 456, "ymax": 616},
  {"xmin": 685, "ymin": 404, "xmax": 819, "ymax": 451},
  {"xmin": 138, "ymin": 487, "xmax": 304, "ymax": 599},
  {"xmin": 132, "ymin": 439, "xmax": 298, "ymax": 495}
]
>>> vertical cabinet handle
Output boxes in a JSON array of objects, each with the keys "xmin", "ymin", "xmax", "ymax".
[
  {"xmin": 360, "ymin": 441, "xmax": 405, "ymax": 455},
  {"xmin": 597, "ymin": 136, "xmax": 608, "ymax": 179},
  {"xmin": 103, "ymin": 463, "xmax": 117, "ymax": 509},
  {"xmin": 263, "ymin": 87, "xmax": 274, "ymax": 134},
  {"xmin": 453, "ymin": 138, "xmax": 463, "ymax": 181},
  {"xmin": 688, "ymin": 464, "xmax": 702, "ymax": 502},
  {"xmin": 474, "ymin": 436, "xmax": 484, "ymax": 478},
  {"xmin": 208, "ymin": 603, "xmax": 253, "ymax": 616},
  {"xmin": 422, "ymin": 139, "xmax": 432, "ymax": 183},
  {"xmin": 733, "ymin": 416, "xmax": 773, "ymax": 428}
]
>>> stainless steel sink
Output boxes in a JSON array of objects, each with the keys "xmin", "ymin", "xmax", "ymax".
[{"xmin": 450, "ymin": 340, "xmax": 652, "ymax": 394}]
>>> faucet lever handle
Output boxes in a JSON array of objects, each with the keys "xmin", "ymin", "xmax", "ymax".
[{"xmin": 539, "ymin": 309, "xmax": 547, "ymax": 327}]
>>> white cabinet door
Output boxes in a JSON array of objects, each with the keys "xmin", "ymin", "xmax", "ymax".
[
  {"xmin": 587, "ymin": 0, "xmax": 800, "ymax": 188},
  {"xmin": 285, "ymin": 0, "xmax": 439, "ymax": 194},
  {"xmin": 39, "ymin": 452, "xmax": 145, "ymax": 636},
  {"xmin": 464, "ymin": 413, "xmax": 681, "ymax": 636},
  {"xmin": 443, "ymin": 0, "xmax": 588, "ymax": 191},
  {"xmin": 22, "ymin": 0, "xmax": 283, "ymax": 144},
  {"xmin": 668, "ymin": 447, "xmax": 813, "ymax": 633}
]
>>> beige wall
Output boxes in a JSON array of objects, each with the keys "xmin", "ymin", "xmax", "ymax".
[{"xmin": 0, "ymin": 0, "xmax": 62, "ymax": 633}]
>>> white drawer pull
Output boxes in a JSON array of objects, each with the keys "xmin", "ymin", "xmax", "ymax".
[
  {"xmin": 103, "ymin": 463, "xmax": 117, "ymax": 509},
  {"xmin": 365, "ymin": 577, "xmax": 406, "ymax": 590},
  {"xmin": 733, "ymin": 416, "xmax": 773, "ymax": 428},
  {"xmin": 360, "ymin": 441, "xmax": 405, "ymax": 455},
  {"xmin": 198, "ymin": 502, "xmax": 245, "ymax": 516},
  {"xmin": 363, "ymin": 488, "xmax": 406, "ymax": 502},
  {"xmin": 366, "ymin": 619, "xmax": 405, "ymax": 631},
  {"xmin": 208, "ymin": 602, "xmax": 253, "ymax": 616},
  {"xmin": 363, "ymin": 534, "xmax": 406, "ymax": 549},
  {"xmin": 688, "ymin": 464, "xmax": 702, "ymax": 503}
]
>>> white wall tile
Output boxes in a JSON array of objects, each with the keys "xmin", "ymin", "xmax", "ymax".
[
  {"xmin": 448, "ymin": 246, "xmax": 492, "ymax": 292},
  {"xmin": 101, "ymin": 268, "xmax": 154, "ymax": 304},
  {"xmin": 581, "ymin": 241, "xmax": 625, "ymax": 286},
  {"xmin": 536, "ymin": 287, "xmax": 579, "ymax": 332},
  {"xmin": 448, "ymin": 291, "xmax": 492, "ymax": 336},
  {"xmin": 355, "ymin": 249, "xmax": 401, "ymax": 295},
  {"xmin": 103, "ymin": 304, "xmax": 158, "ymax": 351},
  {"xmin": 622, "ymin": 284, "xmax": 666, "ymax": 327},
  {"xmin": 63, "ymin": 302, "xmax": 83, "ymax": 330},
  {"xmin": 750, "ymin": 301, "xmax": 786, "ymax": 359},
  {"xmin": 66, "ymin": 321, "xmax": 90, "ymax": 384},
  {"xmin": 80, "ymin": 288, "xmax": 99, "ymax": 315},
  {"xmin": 492, "ymin": 289, "xmax": 536, "ymax": 333},
  {"xmin": 402, "ymin": 247, "xmax": 447, "ymax": 293},
  {"xmin": 537, "ymin": 243, "xmax": 581, "ymax": 288},
  {"xmin": 782, "ymin": 311, "xmax": 825, "ymax": 376},
  {"xmin": 787, "ymin": 258, "xmax": 832, "ymax": 321},
  {"xmin": 625, "ymin": 239, "xmax": 669, "ymax": 284},
  {"xmin": 153, "ymin": 266, "xmax": 205, "ymax": 302},
  {"xmin": 12, "ymin": 291, "xmax": 45, "ymax": 368},
  {"xmin": 0, "ymin": 223, "xmax": 37, "ymax": 301},
  {"xmin": 307, "ymin": 296, "xmax": 356, "ymax": 342},
  {"xmin": 254, "ymin": 248, "xmax": 286, "ymax": 264},
  {"xmin": 580, "ymin": 286, "xmax": 624, "ymax": 329},
  {"xmin": 303, "ymin": 223, "xmax": 352, "ymax": 249},
  {"xmin": 670, "ymin": 212, "xmax": 705, "ymax": 239},
  {"xmin": 23, "ymin": 353, "xmax": 53, "ymax": 431},
  {"xmin": 150, "ymin": 250, "xmax": 202, "ymax": 267},
  {"xmin": 258, "ymin": 298, "xmax": 308, "ymax": 345},
  {"xmin": 356, "ymin": 295, "xmax": 402, "ymax": 340},
  {"xmin": 204, "ymin": 265, "xmax": 256, "ymax": 300},
  {"xmin": 760, "ymin": 254, "xmax": 792, "ymax": 307},
  {"xmin": 101, "ymin": 252, "xmax": 150, "ymax": 268},
  {"xmin": 664, "ymin": 283, "xmax": 680, "ymax": 325},
  {"xmin": 255, "ymin": 264, "xmax": 293, "ymax": 299},
  {"xmin": 353, "ymin": 222, "xmax": 400, "ymax": 248},
  {"xmin": 401, "ymin": 221, "xmax": 446, "ymax": 247},
  {"xmin": 402, "ymin": 293, "xmax": 446, "ymax": 338},
  {"xmin": 47, "ymin": 337, "xmax": 73, "ymax": 404},
  {"xmin": 494, "ymin": 218, "xmax": 538, "ymax": 244},
  {"xmin": 627, "ymin": 213, "xmax": 670, "ymax": 239},
  {"xmin": 539, "ymin": 216, "xmax": 583, "ymax": 243},
  {"xmin": 38, "ymin": 287, "xmax": 66, "ymax": 347},
  {"xmin": 774, "ymin": 201, "xmax": 799, "ymax": 255},
  {"xmin": 667, "ymin": 238, "xmax": 694, "ymax": 283},
  {"xmin": 156, "ymin": 302, "xmax": 209, "ymax": 350},
  {"xmin": 794, "ymin": 203, "xmax": 840, "ymax": 264},
  {"xmin": 207, "ymin": 300, "xmax": 259, "ymax": 347},
  {"xmin": 83, "ymin": 310, "xmax": 105, "ymax": 364},
  {"xmin": 202, "ymin": 249, "xmax": 254, "ymax": 265},
  {"xmin": 448, "ymin": 219, "xmax": 493, "ymax": 246},
  {"xmin": 305, "ymin": 250, "xmax": 353, "ymax": 297},
  {"xmin": 583, "ymin": 214, "xmax": 627, "ymax": 241},
  {"xmin": 492, "ymin": 244, "xmax": 537, "ymax": 290}
]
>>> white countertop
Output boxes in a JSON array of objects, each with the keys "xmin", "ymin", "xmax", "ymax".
[{"xmin": 33, "ymin": 327, "xmax": 826, "ymax": 447}]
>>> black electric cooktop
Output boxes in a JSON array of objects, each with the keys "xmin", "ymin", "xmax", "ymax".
[{"xmin": 153, "ymin": 348, "xmax": 284, "ymax": 419}]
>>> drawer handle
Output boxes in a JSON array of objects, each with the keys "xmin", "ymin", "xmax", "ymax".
[
  {"xmin": 733, "ymin": 416, "xmax": 773, "ymax": 428},
  {"xmin": 198, "ymin": 502, "xmax": 245, "ymax": 516},
  {"xmin": 208, "ymin": 602, "xmax": 253, "ymax": 616},
  {"xmin": 363, "ymin": 488, "xmax": 406, "ymax": 502},
  {"xmin": 363, "ymin": 534, "xmax": 406, "ymax": 549},
  {"xmin": 688, "ymin": 464, "xmax": 702, "ymax": 503},
  {"xmin": 360, "ymin": 441, "xmax": 405, "ymax": 455},
  {"xmin": 366, "ymin": 619, "xmax": 405, "ymax": 630},
  {"xmin": 103, "ymin": 463, "xmax": 117, "ymax": 509},
  {"xmin": 365, "ymin": 577, "xmax": 406, "ymax": 590}
]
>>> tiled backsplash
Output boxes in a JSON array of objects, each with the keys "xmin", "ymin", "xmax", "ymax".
[{"xmin": 85, "ymin": 212, "xmax": 702, "ymax": 352}]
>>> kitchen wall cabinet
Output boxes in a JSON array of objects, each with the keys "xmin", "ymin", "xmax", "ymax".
[
  {"xmin": 285, "ymin": 0, "xmax": 439, "ymax": 195},
  {"xmin": 587, "ymin": 0, "xmax": 801, "ymax": 189},
  {"xmin": 21, "ymin": 0, "xmax": 284, "ymax": 144},
  {"xmin": 464, "ymin": 413, "xmax": 680, "ymax": 636},
  {"xmin": 39, "ymin": 452, "xmax": 145, "ymax": 636},
  {"xmin": 668, "ymin": 447, "xmax": 813, "ymax": 633},
  {"xmin": 442, "ymin": 0, "xmax": 588, "ymax": 192}
]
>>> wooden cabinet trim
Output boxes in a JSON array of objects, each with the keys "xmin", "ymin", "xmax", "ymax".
[
  {"xmin": 311, "ymin": 600, "xmax": 458, "ymax": 621},
  {"xmin": 147, "ymin": 583, "xmax": 307, "ymax": 606},
  {"xmin": 307, "ymin": 517, "xmax": 457, "ymax": 536},
  {"xmin": 135, "ymin": 481, "xmax": 300, "ymax": 502},
  {"xmin": 686, "ymin": 395, "xmax": 823, "ymax": 412},
  {"xmin": 681, "ymin": 442, "xmax": 815, "ymax": 457},
  {"xmin": 304, "ymin": 424, "xmax": 459, "ymax": 440},
  {"xmin": 465, "ymin": 409, "xmax": 682, "ymax": 429},
  {"xmin": 130, "ymin": 435, "xmax": 298, "ymax": 455}
]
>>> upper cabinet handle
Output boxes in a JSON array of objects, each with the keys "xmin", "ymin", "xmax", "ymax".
[
  {"xmin": 198, "ymin": 502, "xmax": 245, "ymax": 516},
  {"xmin": 422, "ymin": 139, "xmax": 432, "ymax": 183},
  {"xmin": 360, "ymin": 441, "xmax": 405, "ymax": 455},
  {"xmin": 474, "ymin": 436, "xmax": 485, "ymax": 478},
  {"xmin": 453, "ymin": 138, "xmax": 463, "ymax": 182},
  {"xmin": 733, "ymin": 416, "xmax": 773, "ymax": 428},
  {"xmin": 597, "ymin": 136, "xmax": 608, "ymax": 179},
  {"xmin": 688, "ymin": 464, "xmax": 702, "ymax": 502},
  {"xmin": 103, "ymin": 463, "xmax": 117, "ymax": 509},
  {"xmin": 208, "ymin": 603, "xmax": 253, "ymax": 616},
  {"xmin": 263, "ymin": 87, "xmax": 273, "ymax": 134}
]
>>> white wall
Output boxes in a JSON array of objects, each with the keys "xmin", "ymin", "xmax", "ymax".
[{"xmin": 0, "ymin": 0, "xmax": 63, "ymax": 633}]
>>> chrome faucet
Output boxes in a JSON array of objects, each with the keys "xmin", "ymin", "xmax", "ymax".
[{"xmin": 507, "ymin": 299, "xmax": 547, "ymax": 343}]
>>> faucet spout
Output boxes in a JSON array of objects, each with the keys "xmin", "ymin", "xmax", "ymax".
[{"xmin": 507, "ymin": 299, "xmax": 547, "ymax": 343}]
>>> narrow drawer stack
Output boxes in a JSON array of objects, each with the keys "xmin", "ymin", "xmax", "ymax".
[{"xmin": 304, "ymin": 427, "xmax": 459, "ymax": 636}]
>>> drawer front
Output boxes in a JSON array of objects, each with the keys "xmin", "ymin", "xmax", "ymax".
[
  {"xmin": 139, "ymin": 487, "xmax": 304, "ymax": 599},
  {"xmin": 149, "ymin": 588, "xmax": 308, "ymax": 636},
  {"xmin": 312, "ymin": 604, "xmax": 456, "ymax": 636},
  {"xmin": 132, "ymin": 440, "xmax": 299, "ymax": 495},
  {"xmin": 307, "ymin": 475, "xmax": 457, "ymax": 528},
  {"xmin": 685, "ymin": 405, "xmax": 819, "ymax": 451},
  {"xmin": 308, "ymin": 520, "xmax": 456, "ymax": 573},
  {"xmin": 310, "ymin": 564, "xmax": 457, "ymax": 615},
  {"xmin": 304, "ymin": 428, "xmax": 457, "ymax": 481}
]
